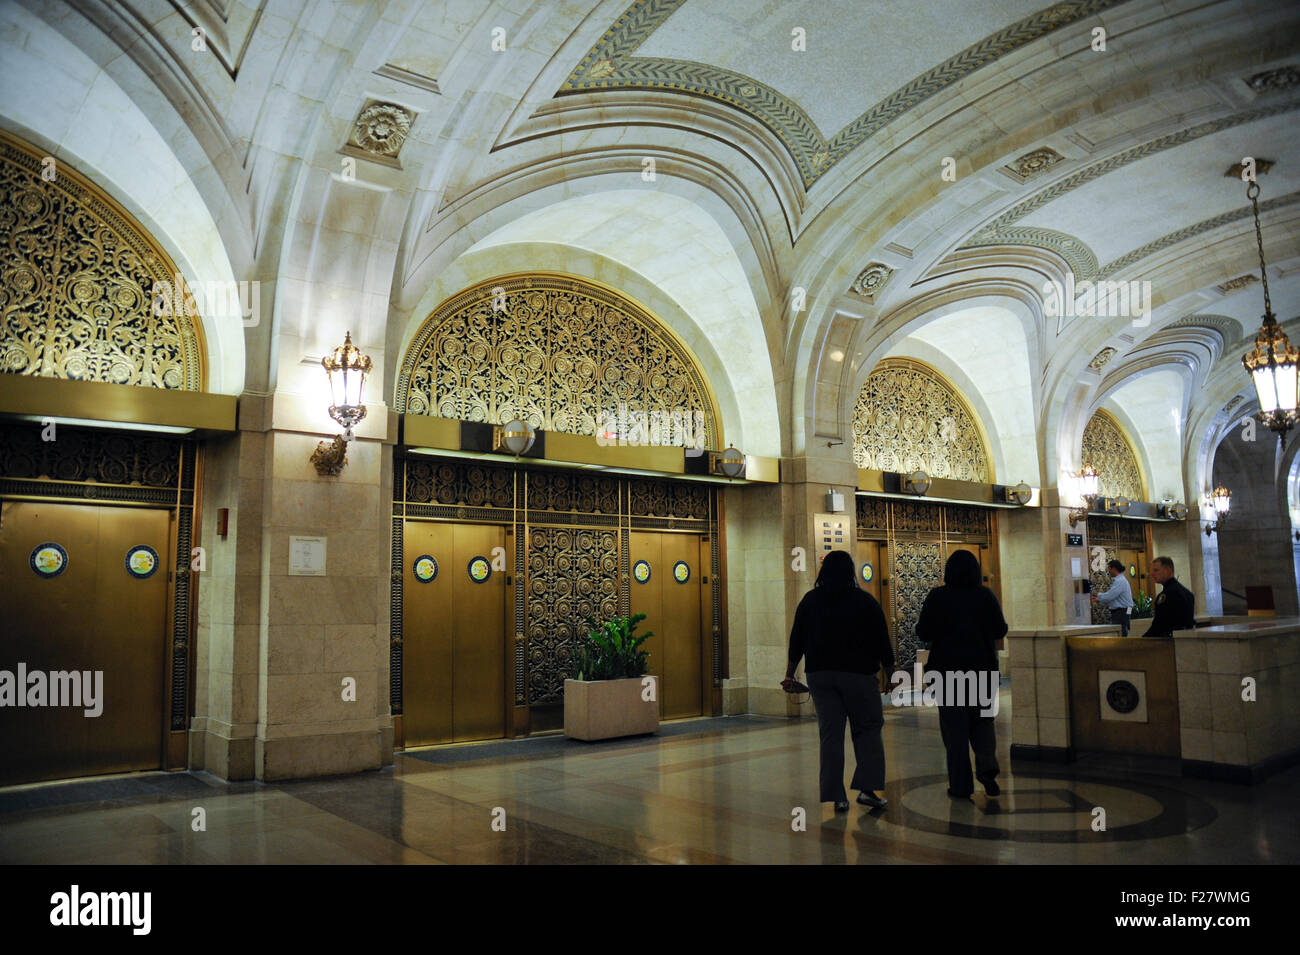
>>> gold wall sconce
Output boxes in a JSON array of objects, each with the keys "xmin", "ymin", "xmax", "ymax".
[
  {"xmin": 903, "ymin": 470, "xmax": 932, "ymax": 496},
  {"xmin": 710, "ymin": 445, "xmax": 746, "ymax": 478},
  {"xmin": 312, "ymin": 331, "xmax": 372, "ymax": 476},
  {"xmin": 494, "ymin": 418, "xmax": 536, "ymax": 455},
  {"xmin": 1067, "ymin": 463, "xmax": 1100, "ymax": 527},
  {"xmin": 1004, "ymin": 481, "xmax": 1032, "ymax": 505},
  {"xmin": 1158, "ymin": 499, "xmax": 1189, "ymax": 520},
  {"xmin": 1203, "ymin": 485, "xmax": 1231, "ymax": 535}
]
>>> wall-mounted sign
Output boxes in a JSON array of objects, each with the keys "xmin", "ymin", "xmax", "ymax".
[
  {"xmin": 30, "ymin": 542, "xmax": 67, "ymax": 578},
  {"xmin": 1128, "ymin": 564, "xmax": 1137, "ymax": 578},
  {"xmin": 468, "ymin": 556, "xmax": 491, "ymax": 583},
  {"xmin": 1066, "ymin": 533, "xmax": 1084, "ymax": 547},
  {"xmin": 289, "ymin": 536, "xmax": 327, "ymax": 576},
  {"xmin": 125, "ymin": 545, "xmax": 159, "ymax": 579},
  {"xmin": 633, "ymin": 559, "xmax": 651, "ymax": 583},
  {"xmin": 1099, "ymin": 669, "xmax": 1148, "ymax": 722},
  {"xmin": 413, "ymin": 555, "xmax": 438, "ymax": 583},
  {"xmin": 673, "ymin": 560, "xmax": 690, "ymax": 583},
  {"xmin": 861, "ymin": 562, "xmax": 874, "ymax": 584}
]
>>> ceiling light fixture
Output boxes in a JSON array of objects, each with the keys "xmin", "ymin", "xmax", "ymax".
[{"xmin": 1240, "ymin": 179, "xmax": 1298, "ymax": 445}]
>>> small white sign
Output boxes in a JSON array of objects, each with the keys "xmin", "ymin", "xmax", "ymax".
[
  {"xmin": 1071, "ymin": 557, "xmax": 1082, "ymax": 577},
  {"xmin": 288, "ymin": 536, "xmax": 326, "ymax": 576}
]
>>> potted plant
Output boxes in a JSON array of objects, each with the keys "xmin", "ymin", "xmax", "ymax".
[{"xmin": 563, "ymin": 613, "xmax": 659, "ymax": 741}]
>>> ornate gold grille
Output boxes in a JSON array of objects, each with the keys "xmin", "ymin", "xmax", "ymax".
[
  {"xmin": 852, "ymin": 358, "xmax": 991, "ymax": 482},
  {"xmin": 395, "ymin": 274, "xmax": 718, "ymax": 448},
  {"xmin": 0, "ymin": 132, "xmax": 205, "ymax": 391},
  {"xmin": 1082, "ymin": 409, "xmax": 1145, "ymax": 501}
]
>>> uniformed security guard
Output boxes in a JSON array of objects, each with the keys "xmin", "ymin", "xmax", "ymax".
[{"xmin": 1145, "ymin": 555, "xmax": 1195, "ymax": 638}]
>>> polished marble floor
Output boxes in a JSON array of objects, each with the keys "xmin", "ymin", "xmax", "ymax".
[{"xmin": 2, "ymin": 691, "xmax": 1296, "ymax": 864}]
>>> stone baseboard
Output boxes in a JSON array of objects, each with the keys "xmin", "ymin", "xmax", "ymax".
[
  {"xmin": 1181, "ymin": 744, "xmax": 1300, "ymax": 785},
  {"xmin": 255, "ymin": 729, "xmax": 387, "ymax": 781},
  {"xmin": 189, "ymin": 728, "xmax": 256, "ymax": 781},
  {"xmin": 1009, "ymin": 743, "xmax": 1074, "ymax": 763}
]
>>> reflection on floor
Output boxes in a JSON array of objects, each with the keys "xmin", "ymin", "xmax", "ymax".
[{"xmin": 2, "ymin": 692, "xmax": 1295, "ymax": 864}]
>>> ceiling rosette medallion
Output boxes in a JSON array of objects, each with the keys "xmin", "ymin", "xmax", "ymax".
[
  {"xmin": 1003, "ymin": 146, "xmax": 1065, "ymax": 182},
  {"xmin": 342, "ymin": 100, "xmax": 416, "ymax": 168},
  {"xmin": 849, "ymin": 263, "xmax": 895, "ymax": 302},
  {"xmin": 1088, "ymin": 347, "xmax": 1117, "ymax": 370}
]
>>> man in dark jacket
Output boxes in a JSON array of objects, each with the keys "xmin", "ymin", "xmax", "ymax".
[
  {"xmin": 1145, "ymin": 555, "xmax": 1196, "ymax": 638},
  {"xmin": 784, "ymin": 550, "xmax": 894, "ymax": 812}
]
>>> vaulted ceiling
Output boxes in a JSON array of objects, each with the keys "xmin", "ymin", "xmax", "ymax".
[{"xmin": 3, "ymin": 0, "xmax": 1298, "ymax": 483}]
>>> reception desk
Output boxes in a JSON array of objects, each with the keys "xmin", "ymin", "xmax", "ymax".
[{"xmin": 1008, "ymin": 618, "xmax": 1300, "ymax": 783}]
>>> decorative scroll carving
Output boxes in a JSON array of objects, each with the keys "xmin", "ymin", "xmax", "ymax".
[
  {"xmin": 526, "ymin": 527, "xmax": 620, "ymax": 705},
  {"xmin": 0, "ymin": 422, "xmax": 181, "ymax": 487},
  {"xmin": 893, "ymin": 499, "xmax": 944, "ymax": 534},
  {"xmin": 1217, "ymin": 274, "xmax": 1258, "ymax": 294},
  {"xmin": 893, "ymin": 541, "xmax": 944, "ymax": 668},
  {"xmin": 945, "ymin": 503, "xmax": 990, "ymax": 538},
  {"xmin": 0, "ymin": 133, "xmax": 204, "ymax": 391},
  {"xmin": 396, "ymin": 275, "xmax": 717, "ymax": 450},
  {"xmin": 1006, "ymin": 146, "xmax": 1064, "ymax": 180},
  {"xmin": 1244, "ymin": 65, "xmax": 1299, "ymax": 94},
  {"xmin": 856, "ymin": 497, "xmax": 889, "ymax": 535},
  {"xmin": 1082, "ymin": 410, "xmax": 1145, "ymax": 501},
  {"xmin": 404, "ymin": 460, "xmax": 515, "ymax": 508},
  {"xmin": 627, "ymin": 477, "xmax": 709, "ymax": 520},
  {"xmin": 853, "ymin": 359, "xmax": 991, "ymax": 482},
  {"xmin": 528, "ymin": 470, "xmax": 620, "ymax": 515},
  {"xmin": 1088, "ymin": 347, "xmax": 1117, "ymax": 370}
]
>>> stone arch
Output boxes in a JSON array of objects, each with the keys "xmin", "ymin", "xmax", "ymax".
[
  {"xmin": 0, "ymin": 2, "xmax": 243, "ymax": 394},
  {"xmin": 0, "ymin": 131, "xmax": 206, "ymax": 391},
  {"xmin": 851, "ymin": 357, "xmax": 993, "ymax": 483},
  {"xmin": 1082, "ymin": 409, "xmax": 1147, "ymax": 501},
  {"xmin": 396, "ymin": 272, "xmax": 723, "ymax": 450}
]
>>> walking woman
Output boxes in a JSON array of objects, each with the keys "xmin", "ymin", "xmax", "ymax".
[
  {"xmin": 915, "ymin": 549, "xmax": 1008, "ymax": 798},
  {"xmin": 783, "ymin": 550, "xmax": 894, "ymax": 812}
]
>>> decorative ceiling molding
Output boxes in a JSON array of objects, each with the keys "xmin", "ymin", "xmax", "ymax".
[
  {"xmin": 1088, "ymin": 347, "xmax": 1117, "ymax": 370},
  {"xmin": 1217, "ymin": 273, "xmax": 1259, "ymax": 294},
  {"xmin": 849, "ymin": 263, "xmax": 895, "ymax": 302},
  {"xmin": 1169, "ymin": 313, "xmax": 1240, "ymax": 342},
  {"xmin": 557, "ymin": 0, "xmax": 1133, "ymax": 189},
  {"xmin": 341, "ymin": 100, "xmax": 416, "ymax": 168},
  {"xmin": 374, "ymin": 64, "xmax": 441, "ymax": 95},
  {"xmin": 1002, "ymin": 146, "xmax": 1066, "ymax": 182},
  {"xmin": 981, "ymin": 226, "xmax": 1098, "ymax": 278},
  {"xmin": 961, "ymin": 102, "xmax": 1300, "ymax": 249},
  {"xmin": 1244, "ymin": 65, "xmax": 1299, "ymax": 94},
  {"xmin": 1223, "ymin": 158, "xmax": 1273, "ymax": 178},
  {"xmin": 1096, "ymin": 190, "xmax": 1300, "ymax": 280}
]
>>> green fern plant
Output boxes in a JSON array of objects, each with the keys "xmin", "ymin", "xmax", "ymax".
[
  {"xmin": 571, "ymin": 613, "xmax": 653, "ymax": 681},
  {"xmin": 1132, "ymin": 591, "xmax": 1154, "ymax": 619}
]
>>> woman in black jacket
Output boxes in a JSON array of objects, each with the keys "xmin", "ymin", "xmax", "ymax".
[
  {"xmin": 915, "ymin": 548, "xmax": 1008, "ymax": 798},
  {"xmin": 783, "ymin": 550, "xmax": 895, "ymax": 812}
]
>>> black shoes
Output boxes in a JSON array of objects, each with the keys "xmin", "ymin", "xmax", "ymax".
[
  {"xmin": 947, "ymin": 788, "xmax": 972, "ymax": 799},
  {"xmin": 857, "ymin": 791, "xmax": 888, "ymax": 809},
  {"xmin": 983, "ymin": 779, "xmax": 1001, "ymax": 797},
  {"xmin": 833, "ymin": 800, "xmax": 850, "ymax": 812}
]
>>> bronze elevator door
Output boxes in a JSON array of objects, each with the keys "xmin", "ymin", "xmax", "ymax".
[
  {"xmin": 403, "ymin": 522, "xmax": 507, "ymax": 745},
  {"xmin": 629, "ymin": 531, "xmax": 703, "ymax": 720},
  {"xmin": 0, "ymin": 501, "xmax": 170, "ymax": 786}
]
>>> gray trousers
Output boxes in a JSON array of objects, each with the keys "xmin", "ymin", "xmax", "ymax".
[{"xmin": 807, "ymin": 670, "xmax": 885, "ymax": 802}]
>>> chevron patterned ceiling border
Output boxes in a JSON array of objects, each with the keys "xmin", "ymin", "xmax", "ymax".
[
  {"xmin": 968, "ymin": 189, "xmax": 1300, "ymax": 284},
  {"xmin": 559, "ymin": 0, "xmax": 1133, "ymax": 189},
  {"xmin": 962, "ymin": 101, "xmax": 1300, "ymax": 251}
]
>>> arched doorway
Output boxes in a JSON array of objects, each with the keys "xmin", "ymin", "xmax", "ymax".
[{"xmin": 392, "ymin": 274, "xmax": 724, "ymax": 741}]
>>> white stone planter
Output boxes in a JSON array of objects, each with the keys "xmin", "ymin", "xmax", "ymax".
[{"xmin": 563, "ymin": 676, "xmax": 659, "ymax": 741}]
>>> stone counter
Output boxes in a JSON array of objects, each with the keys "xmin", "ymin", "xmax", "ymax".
[
  {"xmin": 1008, "ymin": 619, "xmax": 1300, "ymax": 783},
  {"xmin": 1172, "ymin": 618, "xmax": 1300, "ymax": 782}
]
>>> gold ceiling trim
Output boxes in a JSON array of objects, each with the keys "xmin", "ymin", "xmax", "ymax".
[
  {"xmin": 0, "ymin": 129, "xmax": 207, "ymax": 393},
  {"xmin": 852, "ymin": 357, "xmax": 994, "ymax": 484},
  {"xmin": 1082, "ymin": 408, "xmax": 1147, "ymax": 501},
  {"xmin": 395, "ymin": 272, "xmax": 721, "ymax": 450}
]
